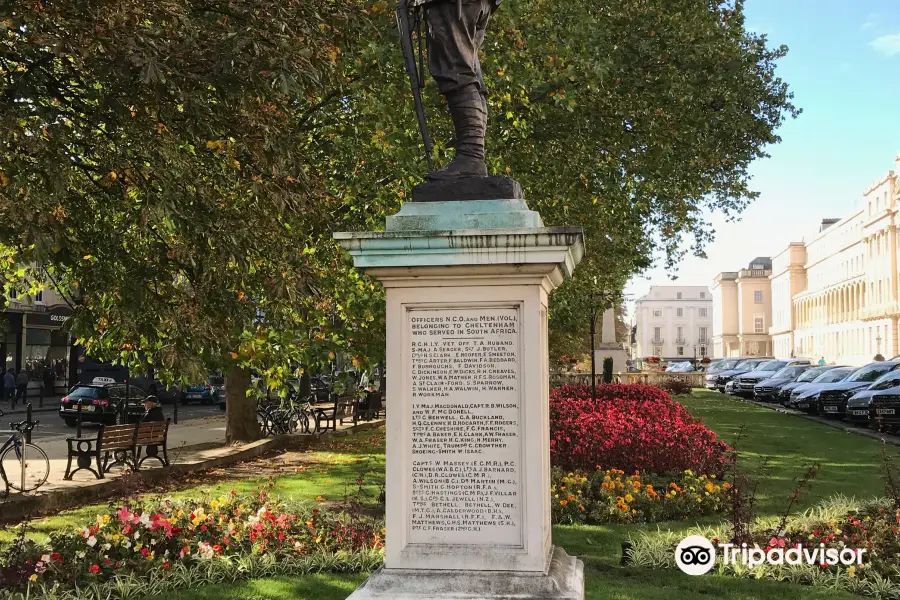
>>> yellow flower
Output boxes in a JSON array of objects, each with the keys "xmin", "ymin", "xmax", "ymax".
[
  {"xmin": 848, "ymin": 566, "xmax": 856, "ymax": 577},
  {"xmin": 29, "ymin": 574, "xmax": 38, "ymax": 582},
  {"xmin": 315, "ymin": 496, "xmax": 326, "ymax": 503},
  {"xmin": 624, "ymin": 494, "xmax": 634, "ymax": 503}
]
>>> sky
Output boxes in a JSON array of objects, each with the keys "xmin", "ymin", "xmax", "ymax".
[{"xmin": 624, "ymin": 0, "xmax": 900, "ymax": 318}]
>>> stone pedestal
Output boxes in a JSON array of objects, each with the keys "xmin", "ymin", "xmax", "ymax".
[{"xmin": 334, "ymin": 196, "xmax": 584, "ymax": 600}]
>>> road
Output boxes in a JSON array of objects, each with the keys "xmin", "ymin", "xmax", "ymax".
[{"xmin": 3, "ymin": 402, "xmax": 224, "ymax": 441}]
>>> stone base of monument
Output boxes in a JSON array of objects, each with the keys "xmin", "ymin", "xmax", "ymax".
[
  {"xmin": 595, "ymin": 345, "xmax": 628, "ymax": 375},
  {"xmin": 335, "ymin": 192, "xmax": 585, "ymax": 600},
  {"xmin": 346, "ymin": 547, "xmax": 583, "ymax": 600}
]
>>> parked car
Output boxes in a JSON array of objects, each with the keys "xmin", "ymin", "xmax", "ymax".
[
  {"xmin": 788, "ymin": 367, "xmax": 857, "ymax": 413},
  {"xmin": 816, "ymin": 361, "xmax": 900, "ymax": 418},
  {"xmin": 704, "ymin": 358, "xmax": 745, "ymax": 390},
  {"xmin": 871, "ymin": 387, "xmax": 900, "ymax": 432},
  {"xmin": 181, "ymin": 375, "xmax": 225, "ymax": 405},
  {"xmin": 753, "ymin": 365, "xmax": 811, "ymax": 402},
  {"xmin": 131, "ymin": 376, "xmax": 180, "ymax": 405},
  {"xmin": 845, "ymin": 370, "xmax": 900, "ymax": 426},
  {"xmin": 724, "ymin": 380, "xmax": 736, "ymax": 395},
  {"xmin": 713, "ymin": 358, "xmax": 773, "ymax": 393},
  {"xmin": 777, "ymin": 366, "xmax": 840, "ymax": 404},
  {"xmin": 666, "ymin": 361, "xmax": 694, "ymax": 373},
  {"xmin": 734, "ymin": 358, "xmax": 811, "ymax": 398},
  {"xmin": 59, "ymin": 379, "xmax": 149, "ymax": 426}
]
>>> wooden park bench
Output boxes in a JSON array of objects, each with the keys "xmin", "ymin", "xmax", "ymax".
[{"xmin": 64, "ymin": 420, "xmax": 171, "ymax": 480}]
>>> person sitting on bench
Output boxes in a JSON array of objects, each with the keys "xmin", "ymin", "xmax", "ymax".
[{"xmin": 141, "ymin": 396, "xmax": 165, "ymax": 422}]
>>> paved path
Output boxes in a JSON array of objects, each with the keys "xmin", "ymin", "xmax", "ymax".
[
  {"xmin": 1, "ymin": 400, "xmax": 222, "ymax": 440},
  {"xmin": 1, "ymin": 410, "xmax": 383, "ymax": 507}
]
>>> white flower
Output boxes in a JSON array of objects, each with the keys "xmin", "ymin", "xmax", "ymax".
[
  {"xmin": 257, "ymin": 506, "xmax": 267, "ymax": 516},
  {"xmin": 247, "ymin": 515, "xmax": 260, "ymax": 527},
  {"xmin": 76, "ymin": 551, "xmax": 86, "ymax": 559},
  {"xmin": 196, "ymin": 542, "xmax": 215, "ymax": 560},
  {"xmin": 87, "ymin": 536, "xmax": 97, "ymax": 547},
  {"xmin": 102, "ymin": 543, "xmax": 111, "ymax": 551},
  {"xmin": 139, "ymin": 513, "xmax": 151, "ymax": 526},
  {"xmin": 123, "ymin": 541, "xmax": 132, "ymax": 550},
  {"xmin": 150, "ymin": 538, "xmax": 157, "ymax": 546},
  {"xmin": 134, "ymin": 531, "xmax": 141, "ymax": 540},
  {"xmin": 40, "ymin": 555, "xmax": 50, "ymax": 563},
  {"xmin": 81, "ymin": 528, "xmax": 91, "ymax": 539}
]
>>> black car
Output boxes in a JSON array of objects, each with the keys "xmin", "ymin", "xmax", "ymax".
[
  {"xmin": 734, "ymin": 359, "xmax": 811, "ymax": 398},
  {"xmin": 845, "ymin": 371, "xmax": 900, "ymax": 426},
  {"xmin": 778, "ymin": 366, "xmax": 840, "ymax": 404},
  {"xmin": 871, "ymin": 387, "xmax": 900, "ymax": 431},
  {"xmin": 753, "ymin": 365, "xmax": 811, "ymax": 402},
  {"xmin": 788, "ymin": 367, "xmax": 856, "ymax": 412},
  {"xmin": 713, "ymin": 358, "xmax": 772, "ymax": 392},
  {"xmin": 59, "ymin": 380, "xmax": 149, "ymax": 426},
  {"xmin": 817, "ymin": 361, "xmax": 900, "ymax": 418}
]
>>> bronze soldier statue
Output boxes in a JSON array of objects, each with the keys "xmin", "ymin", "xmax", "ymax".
[{"xmin": 398, "ymin": 0, "xmax": 502, "ymax": 181}]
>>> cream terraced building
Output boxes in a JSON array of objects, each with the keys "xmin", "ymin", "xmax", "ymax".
[{"xmin": 715, "ymin": 153, "xmax": 900, "ymax": 364}]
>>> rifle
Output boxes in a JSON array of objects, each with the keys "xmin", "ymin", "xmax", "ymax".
[{"xmin": 396, "ymin": 0, "xmax": 435, "ymax": 171}]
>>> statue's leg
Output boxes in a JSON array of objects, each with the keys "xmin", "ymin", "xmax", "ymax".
[{"xmin": 426, "ymin": 0, "xmax": 493, "ymax": 179}]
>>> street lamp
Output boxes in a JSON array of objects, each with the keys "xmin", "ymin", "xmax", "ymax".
[{"xmin": 876, "ymin": 334, "xmax": 883, "ymax": 358}]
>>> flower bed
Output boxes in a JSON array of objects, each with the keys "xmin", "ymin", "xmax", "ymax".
[
  {"xmin": 0, "ymin": 488, "xmax": 384, "ymax": 599},
  {"xmin": 552, "ymin": 468, "xmax": 729, "ymax": 525},
  {"xmin": 627, "ymin": 496, "xmax": 900, "ymax": 598},
  {"xmin": 550, "ymin": 384, "xmax": 728, "ymax": 475}
]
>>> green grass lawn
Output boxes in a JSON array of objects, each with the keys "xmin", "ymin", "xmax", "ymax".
[{"xmin": 6, "ymin": 390, "xmax": 892, "ymax": 599}]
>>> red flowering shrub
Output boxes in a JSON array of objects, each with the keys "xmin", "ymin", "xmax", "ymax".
[{"xmin": 550, "ymin": 384, "xmax": 728, "ymax": 475}]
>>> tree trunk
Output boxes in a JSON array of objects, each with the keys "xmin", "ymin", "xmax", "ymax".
[{"xmin": 225, "ymin": 365, "xmax": 260, "ymax": 444}]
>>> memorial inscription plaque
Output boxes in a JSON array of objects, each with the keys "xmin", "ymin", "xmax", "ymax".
[{"xmin": 407, "ymin": 305, "xmax": 523, "ymax": 547}]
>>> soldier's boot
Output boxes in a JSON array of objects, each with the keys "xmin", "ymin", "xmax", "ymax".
[{"xmin": 428, "ymin": 85, "xmax": 488, "ymax": 180}]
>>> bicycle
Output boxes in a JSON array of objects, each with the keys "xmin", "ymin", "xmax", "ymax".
[{"xmin": 0, "ymin": 416, "xmax": 50, "ymax": 496}]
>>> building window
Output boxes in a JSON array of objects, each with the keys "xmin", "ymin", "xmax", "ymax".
[
  {"xmin": 754, "ymin": 290, "xmax": 763, "ymax": 304},
  {"xmin": 677, "ymin": 292, "xmax": 683, "ymax": 299},
  {"xmin": 754, "ymin": 315, "xmax": 764, "ymax": 333},
  {"xmin": 653, "ymin": 347, "xmax": 662, "ymax": 357},
  {"xmin": 677, "ymin": 346, "xmax": 684, "ymax": 356},
  {"xmin": 653, "ymin": 327, "xmax": 661, "ymax": 341},
  {"xmin": 699, "ymin": 326, "xmax": 708, "ymax": 343},
  {"xmin": 700, "ymin": 346, "xmax": 707, "ymax": 357},
  {"xmin": 700, "ymin": 292, "xmax": 705, "ymax": 299},
  {"xmin": 699, "ymin": 307, "xmax": 707, "ymax": 318},
  {"xmin": 676, "ymin": 308, "xmax": 683, "ymax": 317},
  {"xmin": 676, "ymin": 326, "xmax": 684, "ymax": 341},
  {"xmin": 7, "ymin": 289, "xmax": 17, "ymax": 302},
  {"xmin": 653, "ymin": 309, "xmax": 661, "ymax": 317},
  {"xmin": 34, "ymin": 290, "xmax": 44, "ymax": 304}
]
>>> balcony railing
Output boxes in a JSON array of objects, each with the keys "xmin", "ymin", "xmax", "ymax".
[
  {"xmin": 651, "ymin": 338, "xmax": 664, "ymax": 344},
  {"xmin": 675, "ymin": 338, "xmax": 686, "ymax": 344},
  {"xmin": 860, "ymin": 301, "xmax": 900, "ymax": 321}
]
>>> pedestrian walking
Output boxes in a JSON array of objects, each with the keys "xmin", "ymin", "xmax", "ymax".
[
  {"xmin": 43, "ymin": 365, "xmax": 55, "ymax": 397},
  {"xmin": 3, "ymin": 369, "xmax": 16, "ymax": 407},
  {"xmin": 15, "ymin": 369, "xmax": 29, "ymax": 406}
]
